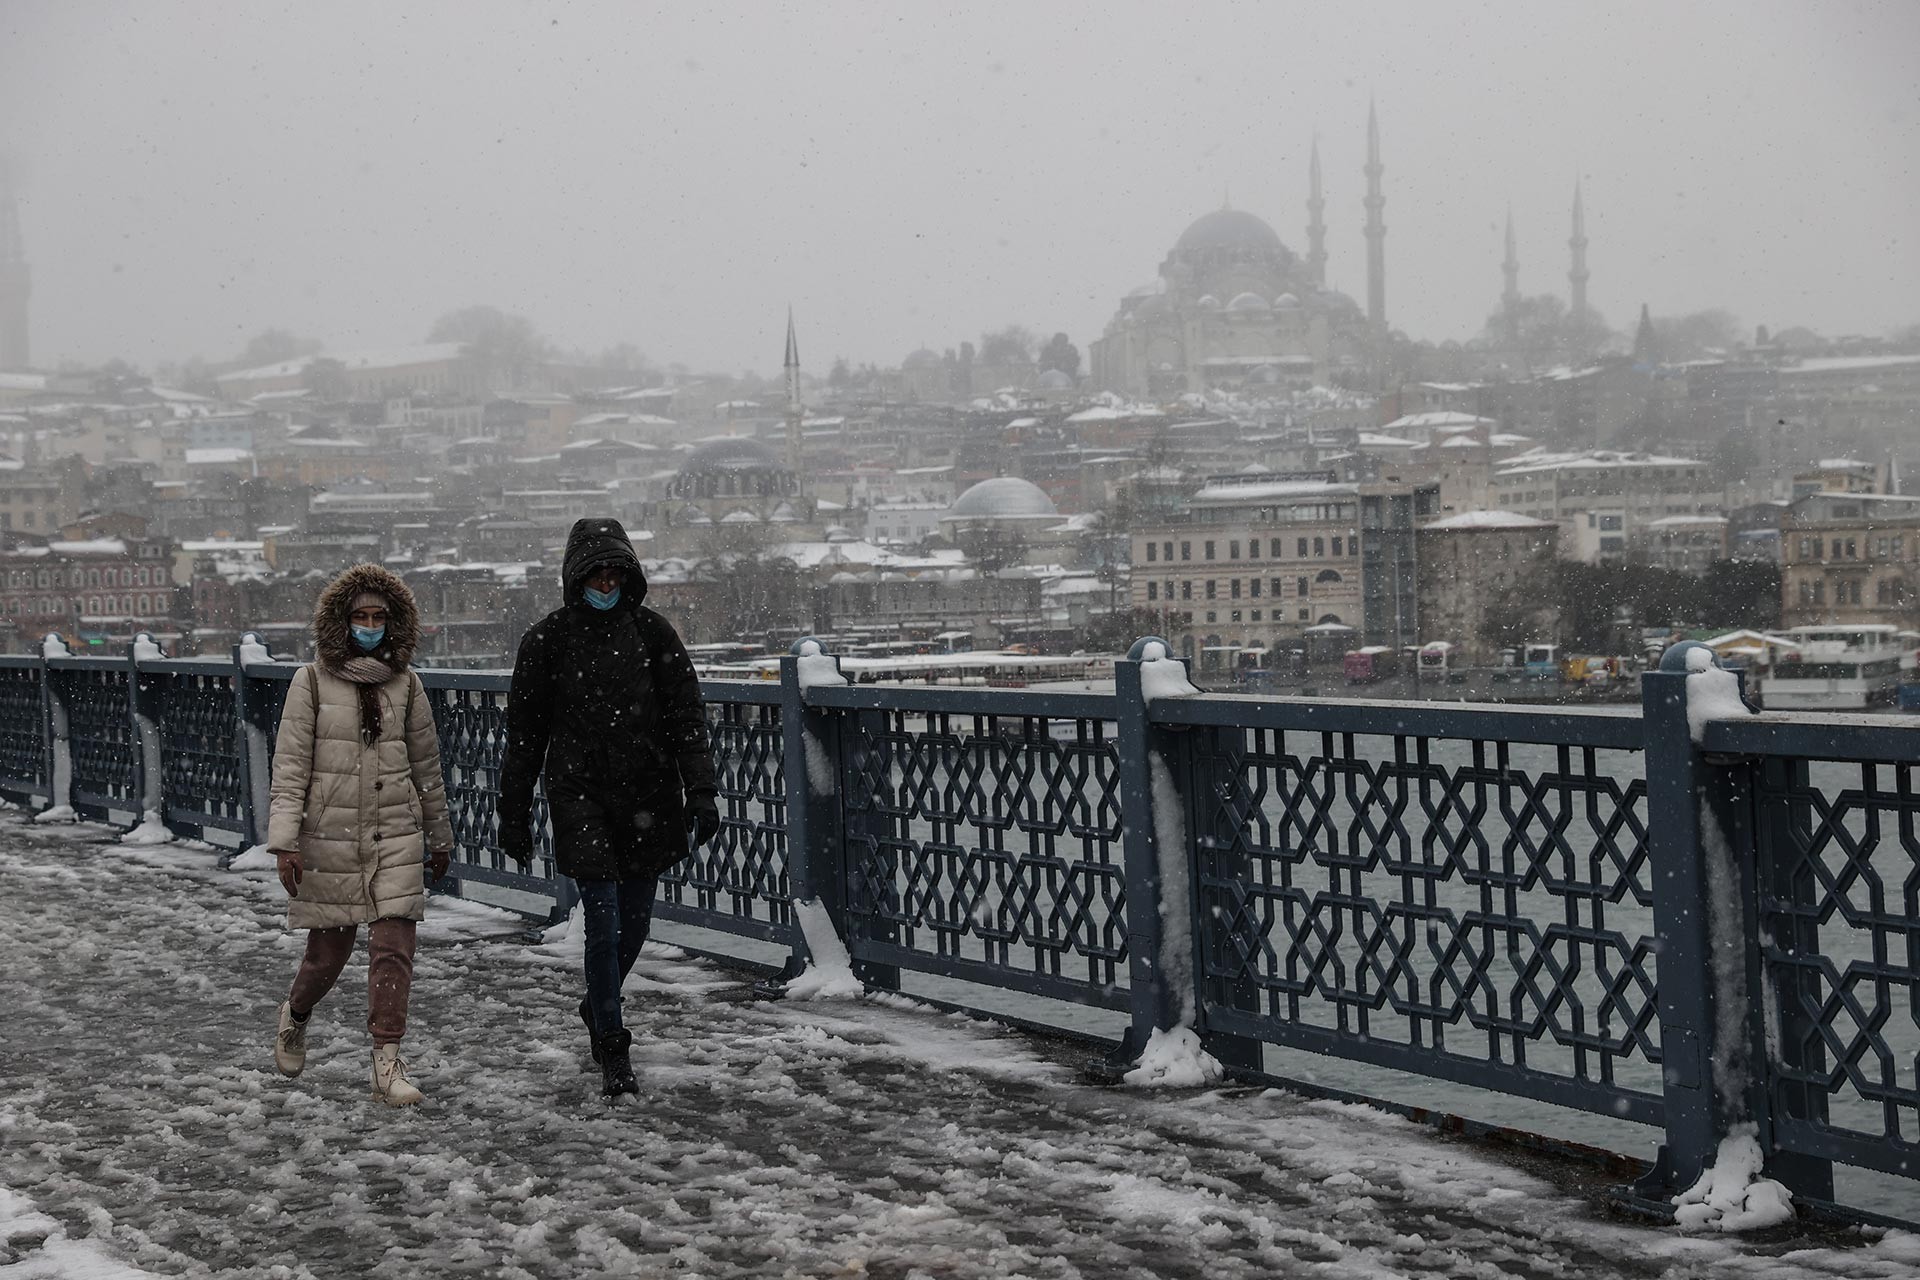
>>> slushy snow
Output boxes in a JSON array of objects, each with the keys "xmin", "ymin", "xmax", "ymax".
[
  {"xmin": 1672, "ymin": 1126, "xmax": 1796, "ymax": 1232},
  {"xmin": 3, "ymin": 813, "xmax": 1913, "ymax": 1278}
]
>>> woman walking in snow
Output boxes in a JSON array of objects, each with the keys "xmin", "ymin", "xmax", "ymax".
[
  {"xmin": 497, "ymin": 517, "xmax": 720, "ymax": 1099},
  {"xmin": 267, "ymin": 563, "xmax": 455, "ymax": 1106}
]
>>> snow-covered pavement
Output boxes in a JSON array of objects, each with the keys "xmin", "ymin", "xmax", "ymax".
[{"xmin": 2, "ymin": 814, "xmax": 1915, "ymax": 1279}]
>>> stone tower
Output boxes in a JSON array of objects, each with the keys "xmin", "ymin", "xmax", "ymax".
[
  {"xmin": 1363, "ymin": 100, "xmax": 1386, "ymax": 332},
  {"xmin": 1306, "ymin": 136, "xmax": 1327, "ymax": 289},
  {"xmin": 0, "ymin": 157, "xmax": 28, "ymax": 370}
]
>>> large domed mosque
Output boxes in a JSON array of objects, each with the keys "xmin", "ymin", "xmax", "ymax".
[{"xmin": 1089, "ymin": 118, "xmax": 1388, "ymax": 397}]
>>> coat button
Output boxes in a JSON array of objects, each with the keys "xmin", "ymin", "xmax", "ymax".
[{"xmin": 374, "ymin": 782, "xmax": 383, "ymax": 791}]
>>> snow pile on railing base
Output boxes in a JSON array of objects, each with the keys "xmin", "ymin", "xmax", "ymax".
[
  {"xmin": 31, "ymin": 804, "xmax": 76, "ymax": 824},
  {"xmin": 784, "ymin": 898, "xmax": 864, "ymax": 1000},
  {"xmin": 1672, "ymin": 1125, "xmax": 1794, "ymax": 1232},
  {"xmin": 227, "ymin": 844, "xmax": 276, "ymax": 871},
  {"xmin": 120, "ymin": 809, "xmax": 174, "ymax": 846},
  {"xmin": 1122, "ymin": 1025, "xmax": 1223, "ymax": 1088}
]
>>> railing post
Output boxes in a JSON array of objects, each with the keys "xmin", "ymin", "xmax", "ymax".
[
  {"xmin": 1633, "ymin": 641, "xmax": 1823, "ymax": 1205},
  {"xmin": 128, "ymin": 633, "xmax": 163, "ymax": 829},
  {"xmin": 1108, "ymin": 636, "xmax": 1202, "ymax": 1068},
  {"xmin": 231, "ymin": 633, "xmax": 269, "ymax": 850},
  {"xmin": 776, "ymin": 637, "xmax": 894, "ymax": 988},
  {"xmin": 1635, "ymin": 650, "xmax": 1721, "ymax": 1198},
  {"xmin": 40, "ymin": 633, "xmax": 73, "ymax": 818}
]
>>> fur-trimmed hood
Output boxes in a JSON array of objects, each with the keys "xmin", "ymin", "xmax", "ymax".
[{"xmin": 313, "ymin": 563, "xmax": 420, "ymax": 669}]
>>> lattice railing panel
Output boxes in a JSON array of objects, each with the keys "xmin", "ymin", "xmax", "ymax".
[
  {"xmin": 0, "ymin": 666, "xmax": 47, "ymax": 797},
  {"xmin": 156, "ymin": 671, "xmax": 245, "ymax": 831},
  {"xmin": 1192, "ymin": 726, "xmax": 1660, "ymax": 1114},
  {"xmin": 427, "ymin": 686, "xmax": 559, "ymax": 884},
  {"xmin": 841, "ymin": 710, "xmax": 1126, "ymax": 1003},
  {"xmin": 1755, "ymin": 756, "xmax": 1920, "ymax": 1175},
  {"xmin": 55, "ymin": 669, "xmax": 136, "ymax": 813},
  {"xmin": 659, "ymin": 698, "xmax": 790, "ymax": 928}
]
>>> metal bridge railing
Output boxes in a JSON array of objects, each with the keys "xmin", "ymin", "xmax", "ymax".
[{"xmin": 0, "ymin": 631, "xmax": 1912, "ymax": 1225}]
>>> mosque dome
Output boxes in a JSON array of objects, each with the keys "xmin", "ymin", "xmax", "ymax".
[
  {"xmin": 902, "ymin": 347, "xmax": 943, "ymax": 370},
  {"xmin": 1036, "ymin": 369, "xmax": 1075, "ymax": 390},
  {"xmin": 1174, "ymin": 208, "xmax": 1286, "ymax": 257},
  {"xmin": 1227, "ymin": 291, "xmax": 1271, "ymax": 312},
  {"xmin": 1274, "ymin": 292, "xmax": 1301, "ymax": 309},
  {"xmin": 947, "ymin": 477, "xmax": 1059, "ymax": 520},
  {"xmin": 1195, "ymin": 294, "xmax": 1223, "ymax": 310},
  {"xmin": 678, "ymin": 436, "xmax": 782, "ymax": 475}
]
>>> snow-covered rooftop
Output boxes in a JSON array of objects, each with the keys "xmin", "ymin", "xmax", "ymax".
[{"xmin": 1421, "ymin": 510, "xmax": 1555, "ymax": 531}]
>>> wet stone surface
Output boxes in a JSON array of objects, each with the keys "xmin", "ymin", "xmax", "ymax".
[{"xmin": 0, "ymin": 813, "xmax": 1913, "ymax": 1279}]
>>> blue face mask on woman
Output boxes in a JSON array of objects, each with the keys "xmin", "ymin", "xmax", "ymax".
[
  {"xmin": 584, "ymin": 585, "xmax": 621, "ymax": 611},
  {"xmin": 351, "ymin": 624, "xmax": 385, "ymax": 651}
]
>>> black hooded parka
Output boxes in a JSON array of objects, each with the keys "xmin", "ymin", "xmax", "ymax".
[{"xmin": 498, "ymin": 519, "xmax": 717, "ymax": 881}]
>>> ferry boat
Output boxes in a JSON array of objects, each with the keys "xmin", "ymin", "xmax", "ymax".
[{"xmin": 1756, "ymin": 625, "xmax": 1907, "ymax": 710}]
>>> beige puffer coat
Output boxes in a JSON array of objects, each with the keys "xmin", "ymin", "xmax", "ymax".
[{"xmin": 266, "ymin": 564, "xmax": 455, "ymax": 930}]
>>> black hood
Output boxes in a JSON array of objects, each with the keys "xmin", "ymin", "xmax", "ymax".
[{"xmin": 562, "ymin": 518, "xmax": 648, "ymax": 608}]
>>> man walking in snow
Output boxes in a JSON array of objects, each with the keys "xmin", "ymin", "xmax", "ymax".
[{"xmin": 497, "ymin": 518, "xmax": 721, "ymax": 1098}]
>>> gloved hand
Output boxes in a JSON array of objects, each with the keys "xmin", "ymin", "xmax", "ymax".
[
  {"xmin": 428, "ymin": 847, "xmax": 451, "ymax": 884},
  {"xmin": 500, "ymin": 822, "xmax": 534, "ymax": 869},
  {"xmin": 687, "ymin": 794, "xmax": 721, "ymax": 848},
  {"xmin": 275, "ymin": 849, "xmax": 303, "ymax": 898}
]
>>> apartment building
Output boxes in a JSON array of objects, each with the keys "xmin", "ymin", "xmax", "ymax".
[
  {"xmin": 1779, "ymin": 491, "xmax": 1920, "ymax": 628},
  {"xmin": 1132, "ymin": 476, "xmax": 1364, "ymax": 670}
]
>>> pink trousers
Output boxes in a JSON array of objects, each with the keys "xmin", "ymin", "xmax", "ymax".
[{"xmin": 287, "ymin": 919, "xmax": 417, "ymax": 1047}]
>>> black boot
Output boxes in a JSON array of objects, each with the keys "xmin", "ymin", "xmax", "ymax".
[
  {"xmin": 597, "ymin": 1028, "xmax": 638, "ymax": 1098},
  {"xmin": 580, "ymin": 998, "xmax": 601, "ymax": 1065}
]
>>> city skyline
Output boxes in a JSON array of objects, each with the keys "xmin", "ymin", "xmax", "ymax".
[{"xmin": 1, "ymin": 1, "xmax": 1916, "ymax": 375}]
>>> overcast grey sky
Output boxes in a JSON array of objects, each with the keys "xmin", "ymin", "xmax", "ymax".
[{"xmin": 2, "ymin": 0, "xmax": 1915, "ymax": 376}]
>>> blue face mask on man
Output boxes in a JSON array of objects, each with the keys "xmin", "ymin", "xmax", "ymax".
[
  {"xmin": 584, "ymin": 585, "xmax": 621, "ymax": 611},
  {"xmin": 351, "ymin": 624, "xmax": 385, "ymax": 651}
]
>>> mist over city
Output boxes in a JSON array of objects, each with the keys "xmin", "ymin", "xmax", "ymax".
[{"xmin": 2, "ymin": 6, "xmax": 1920, "ymax": 1277}]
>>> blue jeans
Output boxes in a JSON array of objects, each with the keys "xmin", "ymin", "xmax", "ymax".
[{"xmin": 578, "ymin": 876, "xmax": 660, "ymax": 1037}]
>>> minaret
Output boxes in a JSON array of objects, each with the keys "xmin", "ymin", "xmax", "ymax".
[
  {"xmin": 1569, "ymin": 181, "xmax": 1590, "ymax": 325},
  {"xmin": 0, "ymin": 156, "xmax": 28, "ymax": 370},
  {"xmin": 783, "ymin": 308, "xmax": 803, "ymax": 474},
  {"xmin": 1306, "ymin": 135, "xmax": 1327, "ymax": 288},
  {"xmin": 1363, "ymin": 100, "xmax": 1386, "ymax": 332},
  {"xmin": 1501, "ymin": 208, "xmax": 1520, "ymax": 310}
]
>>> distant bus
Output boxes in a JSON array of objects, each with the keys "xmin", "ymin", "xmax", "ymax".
[
  {"xmin": 1343, "ymin": 646, "xmax": 1397, "ymax": 684},
  {"xmin": 1416, "ymin": 641, "xmax": 1454, "ymax": 676}
]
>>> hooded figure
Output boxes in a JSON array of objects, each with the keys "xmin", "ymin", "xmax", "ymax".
[
  {"xmin": 266, "ymin": 562, "xmax": 455, "ymax": 1106},
  {"xmin": 498, "ymin": 518, "xmax": 719, "ymax": 1096}
]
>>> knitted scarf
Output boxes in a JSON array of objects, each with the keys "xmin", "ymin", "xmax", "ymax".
[{"xmin": 332, "ymin": 655, "xmax": 397, "ymax": 745}]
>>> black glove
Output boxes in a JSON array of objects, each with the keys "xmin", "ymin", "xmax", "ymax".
[
  {"xmin": 687, "ymin": 794, "xmax": 721, "ymax": 848},
  {"xmin": 500, "ymin": 822, "xmax": 534, "ymax": 869}
]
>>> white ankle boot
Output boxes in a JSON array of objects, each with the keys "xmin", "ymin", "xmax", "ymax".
[
  {"xmin": 274, "ymin": 1001, "xmax": 307, "ymax": 1078},
  {"xmin": 370, "ymin": 1044, "xmax": 423, "ymax": 1106}
]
